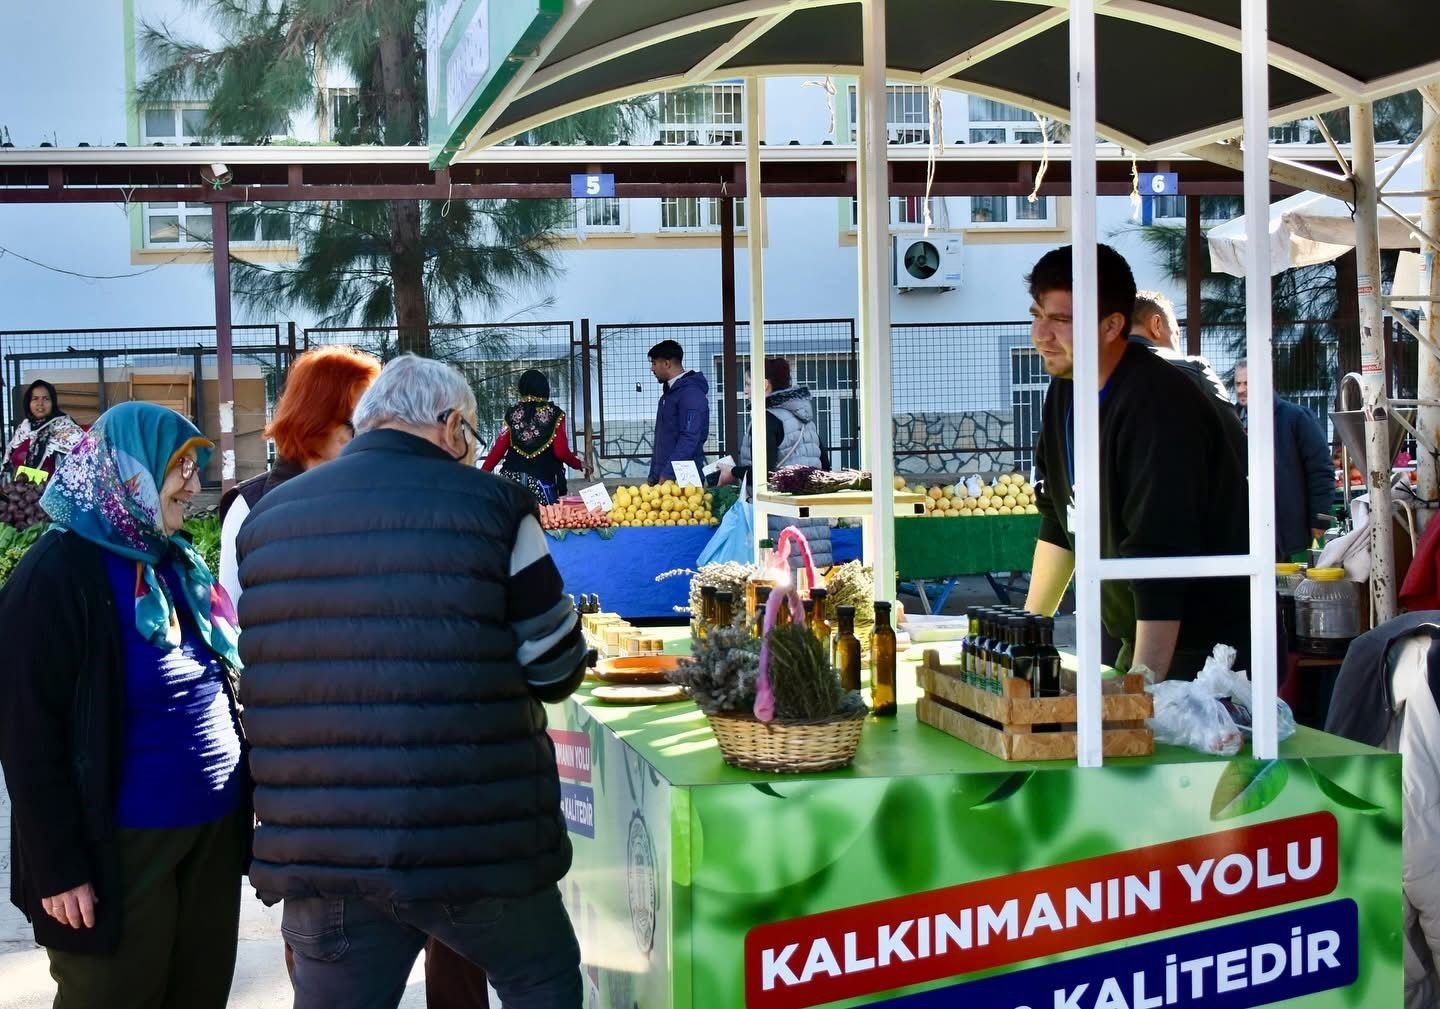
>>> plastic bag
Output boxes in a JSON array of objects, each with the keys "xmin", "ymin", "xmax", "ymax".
[
  {"xmin": 696, "ymin": 478, "xmax": 754, "ymax": 567},
  {"xmin": 1146, "ymin": 644, "xmax": 1296, "ymax": 756}
]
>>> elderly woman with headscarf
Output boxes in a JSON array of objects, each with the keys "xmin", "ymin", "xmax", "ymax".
[
  {"xmin": 3, "ymin": 379, "xmax": 85, "ymax": 482},
  {"xmin": 0, "ymin": 402, "xmax": 248, "ymax": 1009},
  {"xmin": 480, "ymin": 368, "xmax": 592, "ymax": 503}
]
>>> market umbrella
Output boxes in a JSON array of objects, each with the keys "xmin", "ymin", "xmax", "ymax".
[
  {"xmin": 436, "ymin": 0, "xmax": 1440, "ymax": 161},
  {"xmin": 1207, "ymin": 152, "xmax": 1428, "ymax": 276}
]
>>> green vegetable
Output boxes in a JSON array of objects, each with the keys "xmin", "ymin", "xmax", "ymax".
[{"xmin": 182, "ymin": 514, "xmax": 222, "ymax": 578}]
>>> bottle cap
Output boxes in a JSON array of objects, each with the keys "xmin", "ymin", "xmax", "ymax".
[
  {"xmin": 701, "ymin": 585, "xmax": 718, "ymax": 596},
  {"xmin": 875, "ymin": 601, "xmax": 892, "ymax": 613},
  {"xmin": 837, "ymin": 604, "xmax": 856, "ymax": 618},
  {"xmin": 716, "ymin": 591, "xmax": 734, "ymax": 602}
]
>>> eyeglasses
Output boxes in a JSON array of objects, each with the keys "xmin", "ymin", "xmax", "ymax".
[
  {"xmin": 174, "ymin": 457, "xmax": 199, "ymax": 482},
  {"xmin": 437, "ymin": 409, "xmax": 480, "ymax": 445}
]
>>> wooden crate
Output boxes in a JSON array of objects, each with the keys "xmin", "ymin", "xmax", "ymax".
[{"xmin": 916, "ymin": 650, "xmax": 1155, "ymax": 761}]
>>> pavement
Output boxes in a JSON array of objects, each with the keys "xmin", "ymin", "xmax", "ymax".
[{"xmin": 0, "ymin": 575, "xmax": 1061, "ymax": 1008}]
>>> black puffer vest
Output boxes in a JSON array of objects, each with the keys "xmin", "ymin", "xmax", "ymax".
[{"xmin": 235, "ymin": 429, "xmax": 571, "ymax": 903}]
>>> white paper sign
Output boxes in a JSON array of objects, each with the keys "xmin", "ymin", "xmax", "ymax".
[
  {"xmin": 579, "ymin": 483, "xmax": 614, "ymax": 512},
  {"xmin": 672, "ymin": 460, "xmax": 703, "ymax": 487},
  {"xmin": 703, "ymin": 455, "xmax": 736, "ymax": 477}
]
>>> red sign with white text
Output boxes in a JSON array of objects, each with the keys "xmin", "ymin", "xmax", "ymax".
[
  {"xmin": 744, "ymin": 811, "xmax": 1338, "ymax": 1009},
  {"xmin": 548, "ymin": 729, "xmax": 592, "ymax": 783}
]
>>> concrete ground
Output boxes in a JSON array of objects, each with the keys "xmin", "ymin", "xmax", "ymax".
[{"xmin": 1, "ymin": 576, "xmax": 1063, "ymax": 1008}]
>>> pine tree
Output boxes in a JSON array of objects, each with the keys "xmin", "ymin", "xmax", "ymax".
[{"xmin": 137, "ymin": 0, "xmax": 651, "ymax": 357}]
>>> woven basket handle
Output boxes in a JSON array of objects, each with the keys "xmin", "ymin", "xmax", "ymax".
[{"xmin": 754, "ymin": 585, "xmax": 805, "ymax": 723}]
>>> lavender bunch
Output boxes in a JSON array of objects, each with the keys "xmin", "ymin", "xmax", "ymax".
[{"xmin": 668, "ymin": 613, "xmax": 760, "ymax": 714}]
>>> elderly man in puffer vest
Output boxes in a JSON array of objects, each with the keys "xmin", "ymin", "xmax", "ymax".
[{"xmin": 237, "ymin": 355, "xmax": 589, "ymax": 1009}]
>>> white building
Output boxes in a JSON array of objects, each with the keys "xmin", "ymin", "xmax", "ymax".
[{"xmin": 0, "ymin": 0, "xmax": 1200, "ymax": 479}]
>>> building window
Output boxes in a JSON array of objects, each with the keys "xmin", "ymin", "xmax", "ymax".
[
  {"xmin": 324, "ymin": 88, "xmax": 364, "ymax": 142},
  {"xmin": 141, "ymin": 201, "xmax": 291, "ymax": 248},
  {"xmin": 846, "ymin": 84, "xmax": 932, "ymax": 144},
  {"xmin": 565, "ymin": 198, "xmax": 626, "ymax": 232},
  {"xmin": 142, "ymin": 104, "xmax": 208, "ymax": 145},
  {"xmin": 967, "ymin": 194, "xmax": 1055, "ymax": 228},
  {"xmin": 1010, "ymin": 346, "xmax": 1051, "ymax": 473},
  {"xmin": 1151, "ymin": 195, "xmax": 1186, "ymax": 220},
  {"xmin": 143, "ymin": 202, "xmax": 212, "ymax": 244},
  {"xmin": 1270, "ymin": 121, "xmax": 1306, "ymax": 144},
  {"xmin": 660, "ymin": 197, "xmax": 746, "ymax": 232},
  {"xmin": 849, "ymin": 196, "xmax": 947, "ymax": 230},
  {"xmin": 658, "ymin": 83, "xmax": 745, "ymax": 145}
]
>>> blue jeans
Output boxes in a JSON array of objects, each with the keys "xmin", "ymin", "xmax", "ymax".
[{"xmin": 281, "ymin": 886, "xmax": 582, "ymax": 1009}]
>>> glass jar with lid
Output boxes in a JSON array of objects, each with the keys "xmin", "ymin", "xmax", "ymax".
[
  {"xmin": 1293, "ymin": 567, "xmax": 1362, "ymax": 656},
  {"xmin": 1275, "ymin": 563, "xmax": 1305, "ymax": 649}
]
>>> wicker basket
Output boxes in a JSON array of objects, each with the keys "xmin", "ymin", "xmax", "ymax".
[{"xmin": 705, "ymin": 709, "xmax": 866, "ymax": 773}]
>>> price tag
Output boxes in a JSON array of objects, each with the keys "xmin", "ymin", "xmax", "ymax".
[
  {"xmin": 673, "ymin": 460, "xmax": 703, "ymax": 487},
  {"xmin": 703, "ymin": 455, "xmax": 735, "ymax": 477},
  {"xmin": 570, "ymin": 173, "xmax": 616, "ymax": 198},
  {"xmin": 14, "ymin": 465, "xmax": 49, "ymax": 484},
  {"xmin": 579, "ymin": 483, "xmax": 614, "ymax": 512}
]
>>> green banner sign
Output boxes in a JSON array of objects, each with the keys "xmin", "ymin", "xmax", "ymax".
[
  {"xmin": 425, "ymin": 0, "xmax": 562, "ymax": 168},
  {"xmin": 548, "ymin": 691, "xmax": 1403, "ymax": 1008}
]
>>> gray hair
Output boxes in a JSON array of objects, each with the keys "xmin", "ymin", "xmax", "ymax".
[{"xmin": 352, "ymin": 354, "xmax": 477, "ymax": 434}]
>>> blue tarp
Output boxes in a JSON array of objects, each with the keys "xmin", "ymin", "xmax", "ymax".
[{"xmin": 547, "ymin": 526, "xmax": 862, "ymax": 619}]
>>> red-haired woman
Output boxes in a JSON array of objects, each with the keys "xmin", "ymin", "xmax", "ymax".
[{"xmin": 218, "ymin": 346, "xmax": 380, "ymax": 604}]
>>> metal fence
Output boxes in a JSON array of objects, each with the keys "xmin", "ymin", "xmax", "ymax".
[
  {"xmin": 1, "ymin": 324, "xmax": 292, "ymax": 486},
  {"xmin": 593, "ymin": 319, "xmax": 858, "ymax": 480},
  {"xmin": 4, "ymin": 314, "xmax": 1417, "ymax": 489},
  {"xmin": 303, "ymin": 322, "xmax": 580, "ymax": 456}
]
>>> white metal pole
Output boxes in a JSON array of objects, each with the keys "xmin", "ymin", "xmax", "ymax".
[
  {"xmin": 1351, "ymin": 103, "xmax": 1398, "ymax": 621},
  {"xmin": 1068, "ymin": 0, "xmax": 1103, "ymax": 768},
  {"xmin": 859, "ymin": 0, "xmax": 897, "ymax": 602},
  {"xmin": 1420, "ymin": 84, "xmax": 1440, "ymax": 503},
  {"xmin": 1241, "ymin": 0, "xmax": 1279, "ymax": 758},
  {"xmin": 746, "ymin": 76, "xmax": 770, "ymax": 550}
]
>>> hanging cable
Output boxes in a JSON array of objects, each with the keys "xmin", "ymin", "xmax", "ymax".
[
  {"xmin": 1129, "ymin": 155, "xmax": 1142, "ymax": 223},
  {"xmin": 1028, "ymin": 111, "xmax": 1052, "ymax": 205},
  {"xmin": 0, "ymin": 244, "xmax": 176, "ymax": 280},
  {"xmin": 923, "ymin": 87, "xmax": 944, "ymax": 237},
  {"xmin": 801, "ymin": 77, "xmax": 838, "ymax": 140}
]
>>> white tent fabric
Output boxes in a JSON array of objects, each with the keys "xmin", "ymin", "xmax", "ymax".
[{"xmin": 1208, "ymin": 152, "xmax": 1427, "ymax": 276}]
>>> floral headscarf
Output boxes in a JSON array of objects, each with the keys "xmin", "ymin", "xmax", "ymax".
[{"xmin": 40, "ymin": 402, "xmax": 240, "ymax": 667}]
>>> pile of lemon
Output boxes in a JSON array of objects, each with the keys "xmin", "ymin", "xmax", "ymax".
[
  {"xmin": 611, "ymin": 481, "xmax": 719, "ymax": 527},
  {"xmin": 906, "ymin": 472, "xmax": 1041, "ymax": 517}
]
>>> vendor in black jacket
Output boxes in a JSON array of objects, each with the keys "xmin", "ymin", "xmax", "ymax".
[{"xmin": 1023, "ymin": 245, "xmax": 1251, "ymax": 681}]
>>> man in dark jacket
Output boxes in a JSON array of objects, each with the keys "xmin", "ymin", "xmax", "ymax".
[
  {"xmin": 647, "ymin": 339, "xmax": 710, "ymax": 483},
  {"xmin": 1130, "ymin": 290, "xmax": 1233, "ymax": 408},
  {"xmin": 237, "ymin": 354, "xmax": 588, "ymax": 1009},
  {"xmin": 1023, "ymin": 245, "xmax": 1252, "ymax": 681},
  {"xmin": 1236, "ymin": 360, "xmax": 1335, "ymax": 557}
]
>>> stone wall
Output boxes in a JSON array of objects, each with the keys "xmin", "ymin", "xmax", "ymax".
[{"xmin": 594, "ymin": 409, "xmax": 1026, "ymax": 482}]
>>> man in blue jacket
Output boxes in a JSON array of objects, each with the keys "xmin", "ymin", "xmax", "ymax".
[
  {"xmin": 1236, "ymin": 359, "xmax": 1336, "ymax": 558},
  {"xmin": 647, "ymin": 339, "xmax": 710, "ymax": 484}
]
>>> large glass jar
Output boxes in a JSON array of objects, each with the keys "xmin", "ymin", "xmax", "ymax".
[
  {"xmin": 1275, "ymin": 562, "xmax": 1305, "ymax": 649},
  {"xmin": 1294, "ymin": 567, "xmax": 1362, "ymax": 656}
]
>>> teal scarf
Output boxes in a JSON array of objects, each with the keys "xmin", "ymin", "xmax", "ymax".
[{"xmin": 40, "ymin": 402, "xmax": 240, "ymax": 667}]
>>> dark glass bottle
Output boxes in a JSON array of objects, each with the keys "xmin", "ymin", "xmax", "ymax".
[
  {"xmin": 714, "ymin": 591, "xmax": 735, "ymax": 629},
  {"xmin": 809, "ymin": 588, "xmax": 832, "ymax": 654},
  {"xmin": 699, "ymin": 585, "xmax": 718, "ymax": 638},
  {"xmin": 1011, "ymin": 617, "xmax": 1039, "ymax": 696},
  {"xmin": 871, "ymin": 601, "xmax": 897, "ymax": 717},
  {"xmin": 979, "ymin": 609, "xmax": 1001, "ymax": 691},
  {"xmin": 835, "ymin": 605, "xmax": 862, "ymax": 692},
  {"xmin": 995, "ymin": 616, "xmax": 1019, "ymax": 694},
  {"xmin": 1035, "ymin": 616, "xmax": 1062, "ymax": 698},
  {"xmin": 964, "ymin": 608, "xmax": 983, "ymax": 686},
  {"xmin": 753, "ymin": 584, "xmax": 774, "ymax": 638}
]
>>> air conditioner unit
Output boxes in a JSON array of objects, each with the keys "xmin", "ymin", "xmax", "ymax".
[{"xmin": 893, "ymin": 233, "xmax": 962, "ymax": 291}]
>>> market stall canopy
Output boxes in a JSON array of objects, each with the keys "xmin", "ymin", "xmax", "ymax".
[
  {"xmin": 1207, "ymin": 152, "xmax": 1427, "ymax": 276},
  {"xmin": 436, "ymin": 0, "xmax": 1440, "ymax": 166}
]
